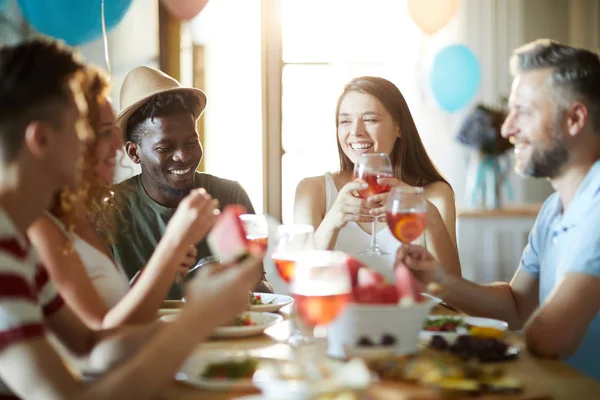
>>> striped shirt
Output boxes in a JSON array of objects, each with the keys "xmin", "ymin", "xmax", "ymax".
[{"xmin": 0, "ymin": 210, "xmax": 64, "ymax": 399}]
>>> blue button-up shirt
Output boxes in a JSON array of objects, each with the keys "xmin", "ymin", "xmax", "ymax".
[{"xmin": 520, "ymin": 160, "xmax": 600, "ymax": 381}]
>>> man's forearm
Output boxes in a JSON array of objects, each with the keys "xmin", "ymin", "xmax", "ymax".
[
  {"xmin": 438, "ymin": 274, "xmax": 523, "ymax": 329},
  {"xmin": 87, "ymin": 322, "xmax": 164, "ymax": 373},
  {"xmin": 80, "ymin": 302, "xmax": 216, "ymax": 400}
]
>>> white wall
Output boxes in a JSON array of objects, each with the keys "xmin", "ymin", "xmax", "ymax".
[{"xmin": 78, "ymin": 0, "xmax": 160, "ymax": 183}]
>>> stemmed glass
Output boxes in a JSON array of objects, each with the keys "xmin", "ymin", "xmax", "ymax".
[
  {"xmin": 239, "ymin": 214, "xmax": 269, "ymax": 253},
  {"xmin": 385, "ymin": 186, "xmax": 428, "ymax": 245},
  {"xmin": 353, "ymin": 153, "xmax": 393, "ymax": 255},
  {"xmin": 270, "ymin": 224, "xmax": 316, "ymax": 345},
  {"xmin": 271, "ymin": 224, "xmax": 316, "ymax": 285},
  {"xmin": 290, "ymin": 250, "xmax": 351, "ymax": 352}
]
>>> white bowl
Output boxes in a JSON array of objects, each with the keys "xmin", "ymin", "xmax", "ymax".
[{"xmin": 327, "ymin": 298, "xmax": 436, "ymax": 359}]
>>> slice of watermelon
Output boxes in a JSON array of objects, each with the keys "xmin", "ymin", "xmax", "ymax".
[
  {"xmin": 357, "ymin": 267, "xmax": 386, "ymax": 287},
  {"xmin": 207, "ymin": 204, "xmax": 249, "ymax": 264},
  {"xmin": 351, "ymin": 283, "xmax": 399, "ymax": 304},
  {"xmin": 342, "ymin": 255, "xmax": 365, "ymax": 288},
  {"xmin": 394, "ymin": 263, "xmax": 423, "ymax": 304}
]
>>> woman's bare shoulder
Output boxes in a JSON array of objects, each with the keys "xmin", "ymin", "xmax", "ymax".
[
  {"xmin": 424, "ymin": 180, "xmax": 454, "ymax": 201},
  {"xmin": 296, "ymin": 174, "xmax": 327, "ymax": 197}
]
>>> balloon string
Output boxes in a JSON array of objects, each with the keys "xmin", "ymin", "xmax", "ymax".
[{"xmin": 101, "ymin": 0, "xmax": 111, "ymax": 80}]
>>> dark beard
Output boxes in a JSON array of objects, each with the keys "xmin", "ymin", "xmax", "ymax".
[
  {"xmin": 156, "ymin": 174, "xmax": 196, "ymax": 200},
  {"xmin": 525, "ymin": 140, "xmax": 569, "ymax": 178}
]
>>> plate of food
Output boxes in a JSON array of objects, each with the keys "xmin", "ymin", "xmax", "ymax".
[
  {"xmin": 420, "ymin": 316, "xmax": 508, "ymax": 340},
  {"xmin": 427, "ymin": 334, "xmax": 520, "ymax": 363},
  {"xmin": 367, "ymin": 348, "xmax": 523, "ymax": 395},
  {"xmin": 248, "ymin": 292, "xmax": 294, "ymax": 313},
  {"xmin": 213, "ymin": 311, "xmax": 283, "ymax": 339},
  {"xmin": 176, "ymin": 353, "xmax": 272, "ymax": 391},
  {"xmin": 159, "ymin": 310, "xmax": 283, "ymax": 338}
]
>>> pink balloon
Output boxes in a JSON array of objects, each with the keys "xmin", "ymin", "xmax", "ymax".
[
  {"xmin": 407, "ymin": 0, "xmax": 460, "ymax": 34},
  {"xmin": 161, "ymin": 0, "xmax": 209, "ymax": 21}
]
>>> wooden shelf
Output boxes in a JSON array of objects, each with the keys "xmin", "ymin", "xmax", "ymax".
[{"xmin": 458, "ymin": 204, "xmax": 542, "ymax": 218}]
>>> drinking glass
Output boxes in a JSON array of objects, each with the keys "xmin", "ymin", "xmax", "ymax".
[
  {"xmin": 271, "ymin": 224, "xmax": 316, "ymax": 284},
  {"xmin": 290, "ymin": 251, "xmax": 351, "ymax": 344},
  {"xmin": 353, "ymin": 153, "xmax": 393, "ymax": 255},
  {"xmin": 270, "ymin": 224, "xmax": 316, "ymax": 345},
  {"xmin": 385, "ymin": 186, "xmax": 428, "ymax": 244},
  {"xmin": 239, "ymin": 214, "xmax": 269, "ymax": 253}
]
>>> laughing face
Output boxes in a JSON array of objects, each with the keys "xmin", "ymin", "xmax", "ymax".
[
  {"xmin": 501, "ymin": 69, "xmax": 569, "ymax": 179},
  {"xmin": 337, "ymin": 91, "xmax": 399, "ymax": 165},
  {"xmin": 131, "ymin": 111, "xmax": 202, "ymax": 205},
  {"xmin": 93, "ymin": 98, "xmax": 123, "ymax": 185}
]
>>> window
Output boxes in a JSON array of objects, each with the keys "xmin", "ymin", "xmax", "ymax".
[{"xmin": 278, "ymin": 0, "xmax": 424, "ymax": 223}]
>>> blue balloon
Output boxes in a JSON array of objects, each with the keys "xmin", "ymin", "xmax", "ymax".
[
  {"xmin": 430, "ymin": 45, "xmax": 481, "ymax": 113},
  {"xmin": 17, "ymin": 0, "xmax": 133, "ymax": 46}
]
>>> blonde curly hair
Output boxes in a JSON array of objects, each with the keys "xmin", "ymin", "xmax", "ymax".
[{"xmin": 51, "ymin": 66, "xmax": 121, "ymax": 247}]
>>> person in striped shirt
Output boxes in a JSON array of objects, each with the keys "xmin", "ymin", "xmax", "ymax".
[{"xmin": 0, "ymin": 39, "xmax": 263, "ymax": 400}]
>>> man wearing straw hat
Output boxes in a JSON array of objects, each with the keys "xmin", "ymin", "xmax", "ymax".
[
  {"xmin": 0, "ymin": 39, "xmax": 263, "ymax": 399},
  {"xmin": 113, "ymin": 66, "xmax": 271, "ymax": 298}
]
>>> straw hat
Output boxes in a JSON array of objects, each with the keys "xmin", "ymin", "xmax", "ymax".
[{"xmin": 116, "ymin": 66, "xmax": 207, "ymax": 134}]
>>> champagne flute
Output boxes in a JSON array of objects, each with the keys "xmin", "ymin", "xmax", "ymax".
[
  {"xmin": 385, "ymin": 186, "xmax": 428, "ymax": 244},
  {"xmin": 239, "ymin": 214, "xmax": 269, "ymax": 253},
  {"xmin": 353, "ymin": 153, "xmax": 393, "ymax": 255}
]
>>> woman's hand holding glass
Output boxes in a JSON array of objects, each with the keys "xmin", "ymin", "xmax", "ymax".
[
  {"xmin": 364, "ymin": 176, "xmax": 411, "ymax": 221},
  {"xmin": 352, "ymin": 153, "xmax": 393, "ymax": 255},
  {"xmin": 322, "ymin": 181, "xmax": 373, "ymax": 230}
]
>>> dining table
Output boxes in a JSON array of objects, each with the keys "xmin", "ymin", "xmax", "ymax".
[{"xmin": 160, "ymin": 301, "xmax": 600, "ymax": 400}]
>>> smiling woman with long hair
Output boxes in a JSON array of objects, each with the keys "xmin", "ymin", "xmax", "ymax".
[
  {"xmin": 294, "ymin": 76, "xmax": 461, "ymax": 280},
  {"xmin": 27, "ymin": 66, "xmax": 214, "ymax": 329}
]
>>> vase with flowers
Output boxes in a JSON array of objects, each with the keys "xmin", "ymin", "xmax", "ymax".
[{"xmin": 457, "ymin": 104, "xmax": 514, "ymax": 209}]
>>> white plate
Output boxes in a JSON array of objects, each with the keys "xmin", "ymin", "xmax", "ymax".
[
  {"xmin": 213, "ymin": 311, "xmax": 283, "ymax": 339},
  {"xmin": 176, "ymin": 353, "xmax": 278, "ymax": 391},
  {"xmin": 248, "ymin": 292, "xmax": 294, "ymax": 313},
  {"xmin": 160, "ymin": 311, "xmax": 283, "ymax": 338},
  {"xmin": 419, "ymin": 315, "xmax": 508, "ymax": 340}
]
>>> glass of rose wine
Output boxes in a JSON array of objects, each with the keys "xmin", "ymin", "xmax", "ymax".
[
  {"xmin": 353, "ymin": 153, "xmax": 393, "ymax": 256},
  {"xmin": 271, "ymin": 224, "xmax": 316, "ymax": 284},
  {"xmin": 290, "ymin": 251, "xmax": 351, "ymax": 347},
  {"xmin": 239, "ymin": 214, "xmax": 269, "ymax": 253},
  {"xmin": 385, "ymin": 186, "xmax": 428, "ymax": 245},
  {"xmin": 270, "ymin": 224, "xmax": 316, "ymax": 345}
]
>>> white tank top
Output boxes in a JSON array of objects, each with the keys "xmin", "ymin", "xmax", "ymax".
[
  {"xmin": 45, "ymin": 213, "xmax": 130, "ymax": 308},
  {"xmin": 324, "ymin": 172, "xmax": 425, "ymax": 282}
]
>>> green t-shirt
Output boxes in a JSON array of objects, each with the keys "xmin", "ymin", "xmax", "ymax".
[{"xmin": 109, "ymin": 172, "xmax": 255, "ymax": 299}]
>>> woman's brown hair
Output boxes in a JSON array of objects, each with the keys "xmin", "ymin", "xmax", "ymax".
[{"xmin": 336, "ymin": 76, "xmax": 450, "ymax": 188}]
